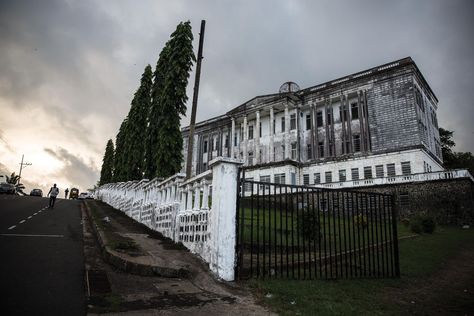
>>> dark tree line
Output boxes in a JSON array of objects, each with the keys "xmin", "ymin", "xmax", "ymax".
[
  {"xmin": 439, "ymin": 127, "xmax": 474, "ymax": 175},
  {"xmin": 99, "ymin": 21, "xmax": 195, "ymax": 186}
]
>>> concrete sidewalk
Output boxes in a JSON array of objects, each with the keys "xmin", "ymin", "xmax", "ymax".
[{"xmin": 83, "ymin": 200, "xmax": 272, "ymax": 315}]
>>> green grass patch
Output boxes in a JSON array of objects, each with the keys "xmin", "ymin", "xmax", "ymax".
[{"xmin": 248, "ymin": 226, "xmax": 474, "ymax": 315}]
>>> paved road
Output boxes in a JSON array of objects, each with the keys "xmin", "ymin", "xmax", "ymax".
[{"xmin": 0, "ymin": 195, "xmax": 85, "ymax": 316}]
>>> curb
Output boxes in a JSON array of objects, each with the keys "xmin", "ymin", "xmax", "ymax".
[{"xmin": 83, "ymin": 201, "xmax": 191, "ymax": 279}]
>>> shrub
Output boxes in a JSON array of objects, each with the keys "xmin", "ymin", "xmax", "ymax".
[
  {"xmin": 400, "ymin": 217, "xmax": 410, "ymax": 227},
  {"xmin": 354, "ymin": 214, "xmax": 368, "ymax": 229},
  {"xmin": 298, "ymin": 209, "xmax": 321, "ymax": 241},
  {"xmin": 409, "ymin": 214, "xmax": 436, "ymax": 234}
]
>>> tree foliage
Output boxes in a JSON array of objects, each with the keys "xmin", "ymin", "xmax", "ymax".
[
  {"xmin": 147, "ymin": 21, "xmax": 195, "ymax": 178},
  {"xmin": 439, "ymin": 127, "xmax": 474, "ymax": 174},
  {"xmin": 113, "ymin": 118, "xmax": 129, "ymax": 182},
  {"xmin": 124, "ymin": 65, "xmax": 153, "ymax": 180},
  {"xmin": 99, "ymin": 139, "xmax": 115, "ymax": 185},
  {"xmin": 6, "ymin": 172, "xmax": 19, "ymax": 185}
]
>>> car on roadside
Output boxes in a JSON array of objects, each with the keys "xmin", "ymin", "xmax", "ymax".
[
  {"xmin": 30, "ymin": 189, "xmax": 43, "ymax": 197},
  {"xmin": 78, "ymin": 192, "xmax": 90, "ymax": 200},
  {"xmin": 0, "ymin": 182, "xmax": 15, "ymax": 194}
]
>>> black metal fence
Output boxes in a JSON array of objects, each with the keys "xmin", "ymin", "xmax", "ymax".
[{"xmin": 235, "ymin": 177, "xmax": 400, "ymax": 280}]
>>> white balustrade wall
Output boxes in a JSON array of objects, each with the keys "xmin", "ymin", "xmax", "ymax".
[{"xmin": 95, "ymin": 158, "xmax": 242, "ymax": 281}]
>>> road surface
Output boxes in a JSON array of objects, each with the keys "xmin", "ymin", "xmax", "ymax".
[{"xmin": 0, "ymin": 194, "xmax": 85, "ymax": 315}]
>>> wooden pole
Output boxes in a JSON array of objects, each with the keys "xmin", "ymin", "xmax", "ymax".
[{"xmin": 186, "ymin": 20, "xmax": 206, "ymax": 179}]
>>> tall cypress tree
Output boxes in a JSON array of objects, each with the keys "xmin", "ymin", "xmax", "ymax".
[
  {"xmin": 155, "ymin": 21, "xmax": 195, "ymax": 178},
  {"xmin": 113, "ymin": 118, "xmax": 129, "ymax": 182},
  {"xmin": 145, "ymin": 45, "xmax": 170, "ymax": 179},
  {"xmin": 124, "ymin": 65, "xmax": 153, "ymax": 180},
  {"xmin": 99, "ymin": 139, "xmax": 115, "ymax": 185}
]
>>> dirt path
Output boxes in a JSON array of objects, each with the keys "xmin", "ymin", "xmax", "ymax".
[{"xmin": 384, "ymin": 246, "xmax": 474, "ymax": 315}]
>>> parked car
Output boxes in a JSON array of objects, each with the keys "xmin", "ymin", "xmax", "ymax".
[
  {"xmin": 78, "ymin": 192, "xmax": 93, "ymax": 200},
  {"xmin": 70, "ymin": 188, "xmax": 79, "ymax": 199},
  {"xmin": 30, "ymin": 189, "xmax": 43, "ymax": 197},
  {"xmin": 0, "ymin": 182, "xmax": 15, "ymax": 194}
]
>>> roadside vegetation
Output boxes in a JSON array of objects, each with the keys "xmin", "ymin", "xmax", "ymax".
[{"xmin": 248, "ymin": 226, "xmax": 474, "ymax": 315}]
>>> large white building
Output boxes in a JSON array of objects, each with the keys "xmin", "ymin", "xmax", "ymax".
[{"xmin": 181, "ymin": 57, "xmax": 444, "ymax": 187}]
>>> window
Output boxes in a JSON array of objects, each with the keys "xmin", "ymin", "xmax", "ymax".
[
  {"xmin": 316, "ymin": 111, "xmax": 323, "ymax": 127},
  {"xmin": 259, "ymin": 175, "xmax": 270, "ymax": 190},
  {"xmin": 401, "ymin": 161, "xmax": 411, "ymax": 175},
  {"xmin": 210, "ymin": 138, "xmax": 214, "ymax": 151},
  {"xmin": 339, "ymin": 169, "xmax": 346, "ymax": 182},
  {"xmin": 291, "ymin": 172, "xmax": 296, "ymax": 185},
  {"xmin": 303, "ymin": 174, "xmax": 310, "ymax": 185},
  {"xmin": 364, "ymin": 166, "xmax": 373, "ymax": 179},
  {"xmin": 327, "ymin": 109, "xmax": 332, "ymax": 125},
  {"xmin": 387, "ymin": 163, "xmax": 396, "ymax": 177},
  {"xmin": 351, "ymin": 168, "xmax": 359, "ymax": 180},
  {"xmin": 290, "ymin": 114, "xmax": 296, "ymax": 130},
  {"xmin": 281, "ymin": 117, "xmax": 285, "ymax": 132},
  {"xmin": 281, "ymin": 144, "xmax": 285, "ymax": 157},
  {"xmin": 248, "ymin": 125, "xmax": 254, "ymax": 140},
  {"xmin": 353, "ymin": 134, "xmax": 361, "ymax": 152},
  {"xmin": 274, "ymin": 173, "xmax": 286, "ymax": 184},
  {"xmin": 215, "ymin": 137, "xmax": 220, "ymax": 151},
  {"xmin": 325, "ymin": 171, "xmax": 332, "ymax": 183},
  {"xmin": 234, "ymin": 134, "xmax": 238, "ymax": 146},
  {"xmin": 351, "ymin": 102, "xmax": 359, "ymax": 120},
  {"xmin": 314, "ymin": 173, "xmax": 321, "ymax": 184},
  {"xmin": 291, "ymin": 142, "xmax": 297, "ymax": 159},
  {"xmin": 273, "ymin": 119, "xmax": 276, "ymax": 134},
  {"xmin": 244, "ymin": 177, "xmax": 253, "ymax": 192},
  {"xmin": 375, "ymin": 165, "xmax": 384, "ymax": 178},
  {"xmin": 415, "ymin": 87, "xmax": 424, "ymax": 112},
  {"xmin": 225, "ymin": 135, "xmax": 229, "ymax": 148},
  {"xmin": 203, "ymin": 140, "xmax": 208, "ymax": 153},
  {"xmin": 248, "ymin": 151, "xmax": 254, "ymax": 165},
  {"xmin": 307, "ymin": 144, "xmax": 312, "ymax": 160},
  {"xmin": 259, "ymin": 122, "xmax": 262, "ymax": 137},
  {"xmin": 318, "ymin": 141, "xmax": 325, "ymax": 158},
  {"xmin": 306, "ymin": 114, "xmax": 311, "ymax": 130}
]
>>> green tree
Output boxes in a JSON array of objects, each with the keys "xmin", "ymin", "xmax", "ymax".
[
  {"xmin": 99, "ymin": 139, "xmax": 115, "ymax": 185},
  {"xmin": 6, "ymin": 172, "xmax": 19, "ymax": 185},
  {"xmin": 155, "ymin": 21, "xmax": 196, "ymax": 178},
  {"xmin": 124, "ymin": 65, "xmax": 153, "ymax": 180},
  {"xmin": 439, "ymin": 127, "xmax": 474, "ymax": 174},
  {"xmin": 113, "ymin": 118, "xmax": 129, "ymax": 182}
]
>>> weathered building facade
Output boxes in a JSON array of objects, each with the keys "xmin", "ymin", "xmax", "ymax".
[{"xmin": 182, "ymin": 57, "xmax": 444, "ymax": 186}]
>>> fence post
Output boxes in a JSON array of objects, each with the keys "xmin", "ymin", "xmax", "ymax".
[{"xmin": 209, "ymin": 157, "xmax": 243, "ymax": 281}]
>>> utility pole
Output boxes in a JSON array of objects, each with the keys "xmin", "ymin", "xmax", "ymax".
[
  {"xmin": 18, "ymin": 154, "xmax": 32, "ymax": 186},
  {"xmin": 186, "ymin": 20, "xmax": 206, "ymax": 179}
]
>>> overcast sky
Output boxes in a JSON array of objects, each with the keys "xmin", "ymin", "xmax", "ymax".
[{"xmin": 1, "ymin": 0, "xmax": 473, "ymax": 193}]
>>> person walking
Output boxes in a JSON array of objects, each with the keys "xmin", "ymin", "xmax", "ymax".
[
  {"xmin": 47, "ymin": 184, "xmax": 59, "ymax": 208},
  {"xmin": 65, "ymin": 188, "xmax": 69, "ymax": 199}
]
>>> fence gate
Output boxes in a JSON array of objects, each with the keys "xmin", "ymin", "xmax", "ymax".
[{"xmin": 235, "ymin": 175, "xmax": 400, "ymax": 280}]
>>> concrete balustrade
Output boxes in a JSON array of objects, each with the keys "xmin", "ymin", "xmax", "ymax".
[{"xmin": 95, "ymin": 158, "xmax": 242, "ymax": 281}]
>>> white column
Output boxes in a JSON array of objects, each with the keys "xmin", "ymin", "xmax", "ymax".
[
  {"xmin": 201, "ymin": 179, "xmax": 209, "ymax": 210},
  {"xmin": 243, "ymin": 115, "xmax": 248, "ymax": 165},
  {"xmin": 230, "ymin": 118, "xmax": 235, "ymax": 158},
  {"xmin": 269, "ymin": 107, "xmax": 274, "ymax": 161},
  {"xmin": 186, "ymin": 185, "xmax": 193, "ymax": 210},
  {"xmin": 284, "ymin": 104, "xmax": 290, "ymax": 159},
  {"xmin": 193, "ymin": 182, "xmax": 200, "ymax": 210},
  {"xmin": 255, "ymin": 110, "xmax": 260, "ymax": 164},
  {"xmin": 208, "ymin": 157, "xmax": 243, "ymax": 281}
]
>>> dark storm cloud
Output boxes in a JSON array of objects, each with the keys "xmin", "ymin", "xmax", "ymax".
[
  {"xmin": 44, "ymin": 147, "xmax": 98, "ymax": 189},
  {"xmin": 0, "ymin": 0, "xmax": 473, "ymax": 192}
]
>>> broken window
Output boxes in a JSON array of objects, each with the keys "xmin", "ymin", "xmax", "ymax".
[
  {"xmin": 351, "ymin": 102, "xmax": 359, "ymax": 120},
  {"xmin": 314, "ymin": 173, "xmax": 321, "ymax": 184},
  {"xmin": 290, "ymin": 113, "xmax": 296, "ymax": 130},
  {"xmin": 375, "ymin": 165, "xmax": 384, "ymax": 178},
  {"xmin": 316, "ymin": 111, "xmax": 323, "ymax": 127},
  {"xmin": 339, "ymin": 169, "xmax": 346, "ymax": 182},
  {"xmin": 291, "ymin": 142, "xmax": 297, "ymax": 159},
  {"xmin": 306, "ymin": 114, "xmax": 311, "ymax": 130},
  {"xmin": 351, "ymin": 168, "xmax": 359, "ymax": 180},
  {"xmin": 364, "ymin": 166, "xmax": 373, "ymax": 179},
  {"xmin": 353, "ymin": 134, "xmax": 361, "ymax": 152},
  {"xmin": 401, "ymin": 161, "xmax": 411, "ymax": 175}
]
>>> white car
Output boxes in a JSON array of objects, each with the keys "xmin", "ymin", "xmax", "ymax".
[{"xmin": 78, "ymin": 192, "xmax": 90, "ymax": 200}]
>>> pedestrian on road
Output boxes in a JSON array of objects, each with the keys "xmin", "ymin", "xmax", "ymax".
[
  {"xmin": 65, "ymin": 188, "xmax": 69, "ymax": 199},
  {"xmin": 47, "ymin": 184, "xmax": 59, "ymax": 208}
]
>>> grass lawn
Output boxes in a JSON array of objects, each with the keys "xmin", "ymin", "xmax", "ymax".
[{"xmin": 247, "ymin": 226, "xmax": 474, "ymax": 315}]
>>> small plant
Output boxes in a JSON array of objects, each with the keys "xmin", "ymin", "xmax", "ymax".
[
  {"xmin": 354, "ymin": 214, "xmax": 368, "ymax": 229},
  {"xmin": 409, "ymin": 214, "xmax": 436, "ymax": 234}
]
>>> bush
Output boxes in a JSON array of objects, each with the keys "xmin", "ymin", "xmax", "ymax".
[
  {"xmin": 354, "ymin": 214, "xmax": 368, "ymax": 229},
  {"xmin": 409, "ymin": 214, "xmax": 436, "ymax": 234},
  {"xmin": 400, "ymin": 217, "xmax": 410, "ymax": 227},
  {"xmin": 298, "ymin": 209, "xmax": 321, "ymax": 241}
]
